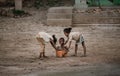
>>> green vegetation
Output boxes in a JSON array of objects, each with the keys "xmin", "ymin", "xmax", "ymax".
[
  {"xmin": 12, "ymin": 9, "xmax": 25, "ymax": 16},
  {"xmin": 113, "ymin": 0, "xmax": 120, "ymax": 5},
  {"xmin": 34, "ymin": 0, "xmax": 60, "ymax": 9},
  {"xmin": 87, "ymin": 0, "xmax": 120, "ymax": 6}
]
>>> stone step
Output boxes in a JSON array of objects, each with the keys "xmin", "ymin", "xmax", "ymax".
[
  {"xmin": 73, "ymin": 13, "xmax": 120, "ymax": 17},
  {"xmin": 73, "ymin": 18, "xmax": 120, "ymax": 24},
  {"xmin": 72, "ymin": 24, "xmax": 120, "ymax": 27},
  {"xmin": 47, "ymin": 13, "xmax": 72, "ymax": 19},
  {"xmin": 73, "ymin": 16, "xmax": 120, "ymax": 24},
  {"xmin": 47, "ymin": 19, "xmax": 72, "ymax": 26},
  {"xmin": 47, "ymin": 7, "xmax": 73, "ymax": 26},
  {"xmin": 48, "ymin": 7, "xmax": 73, "ymax": 13}
]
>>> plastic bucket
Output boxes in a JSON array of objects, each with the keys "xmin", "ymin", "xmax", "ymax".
[{"xmin": 56, "ymin": 50, "xmax": 66, "ymax": 58}]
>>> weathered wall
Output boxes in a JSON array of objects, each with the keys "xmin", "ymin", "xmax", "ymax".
[
  {"xmin": 73, "ymin": 7, "xmax": 120, "ymax": 26},
  {"xmin": 47, "ymin": 7, "xmax": 73, "ymax": 26}
]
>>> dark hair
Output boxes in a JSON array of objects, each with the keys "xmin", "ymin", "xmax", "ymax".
[
  {"xmin": 63, "ymin": 28, "xmax": 72, "ymax": 33},
  {"xmin": 59, "ymin": 37, "xmax": 65, "ymax": 42},
  {"xmin": 52, "ymin": 35, "xmax": 57, "ymax": 45},
  {"xmin": 59, "ymin": 37, "xmax": 65, "ymax": 46}
]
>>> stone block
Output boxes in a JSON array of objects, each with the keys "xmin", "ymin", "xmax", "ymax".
[
  {"xmin": 47, "ymin": 13, "xmax": 72, "ymax": 19},
  {"xmin": 47, "ymin": 7, "xmax": 73, "ymax": 26},
  {"xmin": 74, "ymin": 0, "xmax": 88, "ymax": 9},
  {"xmin": 47, "ymin": 19, "xmax": 72, "ymax": 26},
  {"xmin": 73, "ymin": 13, "xmax": 120, "ymax": 24},
  {"xmin": 48, "ymin": 7, "xmax": 73, "ymax": 13},
  {"xmin": 15, "ymin": 0, "xmax": 22, "ymax": 10}
]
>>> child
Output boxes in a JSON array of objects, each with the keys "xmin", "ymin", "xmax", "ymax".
[
  {"xmin": 63, "ymin": 28, "xmax": 86, "ymax": 57},
  {"xmin": 36, "ymin": 32, "xmax": 57, "ymax": 58},
  {"xmin": 56, "ymin": 37, "xmax": 69, "ymax": 57}
]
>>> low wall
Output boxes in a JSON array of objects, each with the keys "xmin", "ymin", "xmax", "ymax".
[
  {"xmin": 73, "ymin": 7, "xmax": 120, "ymax": 25},
  {"xmin": 47, "ymin": 7, "xmax": 73, "ymax": 26},
  {"xmin": 73, "ymin": 14, "xmax": 120, "ymax": 24}
]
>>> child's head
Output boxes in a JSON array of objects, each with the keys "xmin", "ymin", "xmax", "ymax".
[
  {"xmin": 63, "ymin": 28, "xmax": 72, "ymax": 37},
  {"xmin": 59, "ymin": 37, "xmax": 65, "ymax": 45}
]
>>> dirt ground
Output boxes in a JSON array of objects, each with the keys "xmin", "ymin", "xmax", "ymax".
[{"xmin": 0, "ymin": 8, "xmax": 120, "ymax": 76}]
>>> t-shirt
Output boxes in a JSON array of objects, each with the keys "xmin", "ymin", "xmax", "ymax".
[
  {"xmin": 37, "ymin": 32, "xmax": 53, "ymax": 42},
  {"xmin": 68, "ymin": 32, "xmax": 81, "ymax": 41}
]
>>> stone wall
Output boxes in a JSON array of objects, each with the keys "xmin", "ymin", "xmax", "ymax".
[
  {"xmin": 47, "ymin": 7, "xmax": 73, "ymax": 26},
  {"xmin": 47, "ymin": 7, "xmax": 120, "ymax": 26},
  {"xmin": 73, "ymin": 7, "xmax": 120, "ymax": 25},
  {"xmin": 73, "ymin": 13, "xmax": 120, "ymax": 24}
]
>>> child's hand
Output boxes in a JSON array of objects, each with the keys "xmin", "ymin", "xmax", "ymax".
[
  {"xmin": 64, "ymin": 46, "xmax": 69, "ymax": 50},
  {"xmin": 69, "ymin": 46, "xmax": 74, "ymax": 50}
]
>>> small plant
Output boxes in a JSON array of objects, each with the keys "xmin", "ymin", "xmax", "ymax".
[
  {"xmin": 34, "ymin": 0, "xmax": 44, "ymax": 9},
  {"xmin": 47, "ymin": 0, "xmax": 59, "ymax": 7},
  {"xmin": 34, "ymin": 0, "xmax": 60, "ymax": 9},
  {"xmin": 12, "ymin": 9, "xmax": 25, "ymax": 15},
  {"xmin": 12, "ymin": 9, "xmax": 32, "ymax": 18}
]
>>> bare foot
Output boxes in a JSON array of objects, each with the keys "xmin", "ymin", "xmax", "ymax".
[
  {"xmin": 71, "ymin": 54, "xmax": 77, "ymax": 57},
  {"xmin": 38, "ymin": 56, "xmax": 44, "ymax": 60},
  {"xmin": 40, "ymin": 58, "xmax": 44, "ymax": 60},
  {"xmin": 43, "ymin": 56, "xmax": 48, "ymax": 58},
  {"xmin": 39, "ymin": 55, "xmax": 42, "ymax": 59},
  {"xmin": 38, "ymin": 57, "xmax": 44, "ymax": 60},
  {"xmin": 80, "ymin": 54, "xmax": 86, "ymax": 57}
]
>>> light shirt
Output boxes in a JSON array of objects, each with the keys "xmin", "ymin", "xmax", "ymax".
[
  {"xmin": 69, "ymin": 32, "xmax": 81, "ymax": 41},
  {"xmin": 38, "ymin": 32, "xmax": 53, "ymax": 42}
]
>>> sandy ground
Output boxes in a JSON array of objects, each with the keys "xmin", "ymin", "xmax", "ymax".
[{"xmin": 0, "ymin": 8, "xmax": 120, "ymax": 76}]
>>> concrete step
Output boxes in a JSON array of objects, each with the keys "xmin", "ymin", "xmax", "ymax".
[
  {"xmin": 47, "ymin": 19, "xmax": 72, "ymax": 26},
  {"xmin": 47, "ymin": 7, "xmax": 73, "ymax": 26},
  {"xmin": 73, "ymin": 7, "xmax": 120, "ymax": 24},
  {"xmin": 47, "ymin": 13, "xmax": 72, "ymax": 19},
  {"xmin": 48, "ymin": 7, "xmax": 73, "ymax": 13},
  {"xmin": 73, "ymin": 14, "xmax": 120, "ymax": 24},
  {"xmin": 72, "ymin": 24, "xmax": 120, "ymax": 27}
]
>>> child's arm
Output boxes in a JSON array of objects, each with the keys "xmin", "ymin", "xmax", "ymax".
[
  {"xmin": 64, "ymin": 37, "xmax": 69, "ymax": 45},
  {"xmin": 64, "ymin": 46, "xmax": 69, "ymax": 52},
  {"xmin": 65, "ymin": 35, "xmax": 72, "ymax": 48},
  {"xmin": 50, "ymin": 38, "xmax": 57, "ymax": 50},
  {"xmin": 68, "ymin": 41, "xmax": 72, "ymax": 49}
]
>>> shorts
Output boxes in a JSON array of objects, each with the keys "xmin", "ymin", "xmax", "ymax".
[
  {"xmin": 36, "ymin": 34, "xmax": 45, "ymax": 45},
  {"xmin": 76, "ymin": 35, "xmax": 84, "ymax": 44}
]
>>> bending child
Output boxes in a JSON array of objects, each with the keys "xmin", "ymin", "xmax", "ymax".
[
  {"xmin": 63, "ymin": 28, "xmax": 86, "ymax": 57},
  {"xmin": 36, "ymin": 32, "xmax": 57, "ymax": 59}
]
